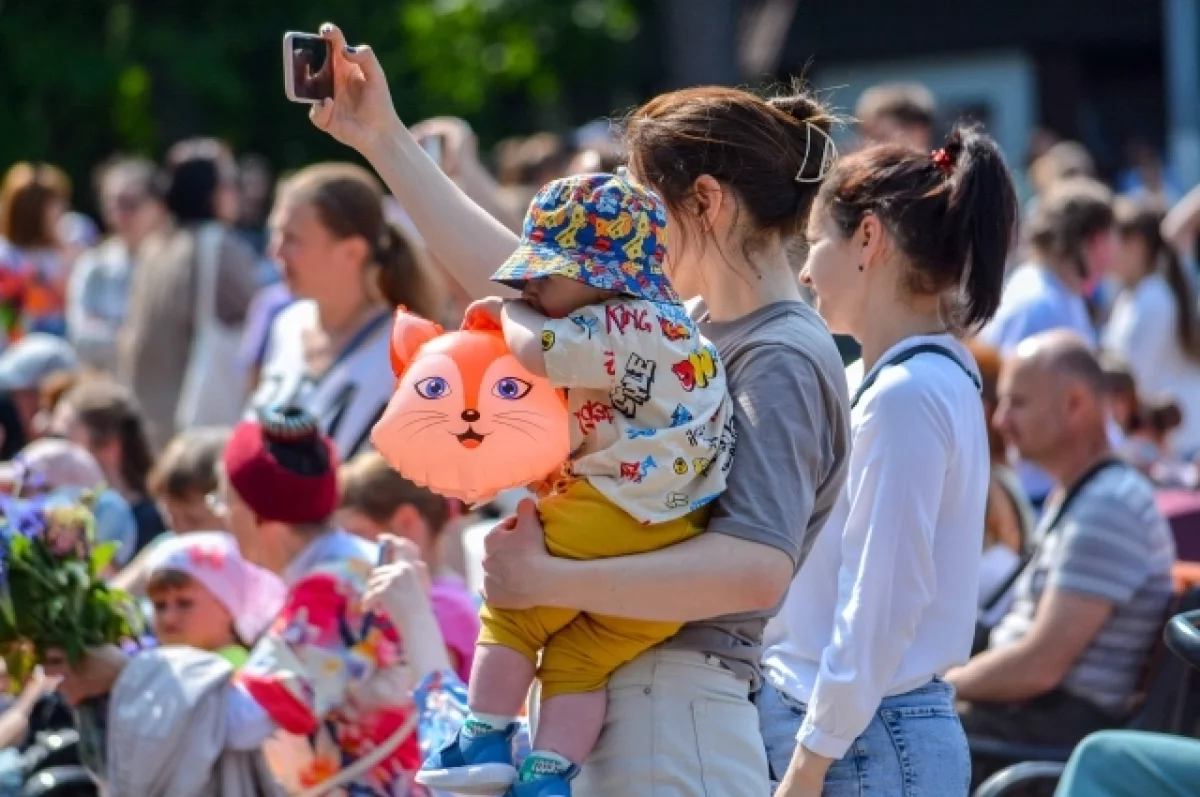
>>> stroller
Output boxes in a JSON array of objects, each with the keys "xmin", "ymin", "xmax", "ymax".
[{"xmin": 0, "ymin": 693, "xmax": 96, "ymax": 797}]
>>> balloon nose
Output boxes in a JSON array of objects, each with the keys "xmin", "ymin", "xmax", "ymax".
[{"xmin": 461, "ymin": 409, "xmax": 480, "ymax": 423}]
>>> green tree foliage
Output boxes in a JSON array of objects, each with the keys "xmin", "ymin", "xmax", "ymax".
[{"xmin": 0, "ymin": 0, "xmax": 651, "ymax": 212}]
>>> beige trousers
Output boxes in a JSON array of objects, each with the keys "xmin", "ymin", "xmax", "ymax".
[{"xmin": 534, "ymin": 648, "xmax": 771, "ymax": 797}]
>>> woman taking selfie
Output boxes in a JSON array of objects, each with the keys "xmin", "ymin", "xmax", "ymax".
[
  {"xmin": 761, "ymin": 130, "xmax": 1019, "ymax": 795},
  {"xmin": 310, "ymin": 22, "xmax": 850, "ymax": 797}
]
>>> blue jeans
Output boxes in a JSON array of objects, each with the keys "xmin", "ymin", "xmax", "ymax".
[{"xmin": 757, "ymin": 679, "xmax": 969, "ymax": 796}]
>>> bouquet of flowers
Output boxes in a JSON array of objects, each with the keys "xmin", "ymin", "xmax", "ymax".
[{"xmin": 0, "ymin": 484, "xmax": 143, "ymax": 689}]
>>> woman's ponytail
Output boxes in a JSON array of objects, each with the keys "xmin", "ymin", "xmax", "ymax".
[
  {"xmin": 819, "ymin": 123, "xmax": 1020, "ymax": 331},
  {"xmin": 373, "ymin": 223, "xmax": 444, "ymax": 319},
  {"xmin": 944, "ymin": 126, "xmax": 1019, "ymax": 328}
]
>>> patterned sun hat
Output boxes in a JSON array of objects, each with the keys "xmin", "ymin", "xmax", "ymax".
[{"xmin": 491, "ymin": 172, "xmax": 677, "ymax": 304}]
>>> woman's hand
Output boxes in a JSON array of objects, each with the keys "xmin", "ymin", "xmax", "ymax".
[
  {"xmin": 309, "ymin": 23, "xmax": 403, "ymax": 157},
  {"xmin": 363, "ymin": 536, "xmax": 431, "ymax": 623},
  {"xmin": 41, "ymin": 645, "xmax": 129, "ymax": 707},
  {"xmin": 363, "ymin": 535, "xmax": 452, "ymax": 678},
  {"xmin": 481, "ymin": 499, "xmax": 557, "ymax": 610},
  {"xmin": 410, "ymin": 117, "xmax": 480, "ymax": 180},
  {"xmin": 14, "ymin": 667, "xmax": 61, "ymax": 713},
  {"xmin": 776, "ymin": 746, "xmax": 832, "ymax": 797}
]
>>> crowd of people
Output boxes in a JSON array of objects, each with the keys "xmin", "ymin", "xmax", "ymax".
[{"xmin": 0, "ymin": 20, "xmax": 1196, "ymax": 797}]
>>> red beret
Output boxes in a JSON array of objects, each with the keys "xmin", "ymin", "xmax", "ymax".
[{"xmin": 224, "ymin": 408, "xmax": 339, "ymax": 524}]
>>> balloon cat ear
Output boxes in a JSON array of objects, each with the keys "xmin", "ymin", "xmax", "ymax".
[
  {"xmin": 389, "ymin": 307, "xmax": 444, "ymax": 378},
  {"xmin": 461, "ymin": 305, "xmax": 503, "ymax": 334}
]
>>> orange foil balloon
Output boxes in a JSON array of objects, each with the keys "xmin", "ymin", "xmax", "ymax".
[{"xmin": 372, "ymin": 306, "xmax": 570, "ymax": 504}]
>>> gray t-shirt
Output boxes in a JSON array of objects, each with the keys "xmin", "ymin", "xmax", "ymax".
[
  {"xmin": 664, "ymin": 301, "xmax": 851, "ymax": 685},
  {"xmin": 990, "ymin": 464, "xmax": 1176, "ymax": 713}
]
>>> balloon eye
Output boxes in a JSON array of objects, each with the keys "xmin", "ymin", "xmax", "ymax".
[
  {"xmin": 414, "ymin": 377, "xmax": 451, "ymax": 399},
  {"xmin": 493, "ymin": 377, "xmax": 532, "ymax": 400}
]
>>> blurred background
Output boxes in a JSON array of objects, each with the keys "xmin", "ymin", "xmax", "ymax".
[{"xmin": 4, "ymin": 0, "xmax": 1199, "ymax": 216}]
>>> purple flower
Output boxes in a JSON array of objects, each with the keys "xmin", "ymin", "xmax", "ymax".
[{"xmin": 119, "ymin": 635, "xmax": 159, "ymax": 656}]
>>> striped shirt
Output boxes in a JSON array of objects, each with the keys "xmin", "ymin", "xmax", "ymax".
[{"xmin": 990, "ymin": 465, "xmax": 1175, "ymax": 713}]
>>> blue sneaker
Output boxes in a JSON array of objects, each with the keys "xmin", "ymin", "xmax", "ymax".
[
  {"xmin": 416, "ymin": 721, "xmax": 520, "ymax": 795},
  {"xmin": 506, "ymin": 754, "xmax": 579, "ymax": 797}
]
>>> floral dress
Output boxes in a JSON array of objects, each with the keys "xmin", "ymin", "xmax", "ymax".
[{"xmin": 238, "ymin": 530, "xmax": 421, "ymax": 796}]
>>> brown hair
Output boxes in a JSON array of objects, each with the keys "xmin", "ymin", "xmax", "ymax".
[
  {"xmin": 623, "ymin": 84, "xmax": 835, "ymax": 259},
  {"xmin": 966, "ymin": 341, "xmax": 1007, "ymax": 463},
  {"xmin": 61, "ymin": 378, "xmax": 155, "ymax": 497},
  {"xmin": 1114, "ymin": 198, "xmax": 1200, "ymax": 362},
  {"xmin": 339, "ymin": 451, "xmax": 449, "ymax": 533},
  {"xmin": 148, "ymin": 427, "xmax": 230, "ymax": 500},
  {"xmin": 1028, "ymin": 141, "xmax": 1095, "ymax": 195},
  {"xmin": 819, "ymin": 125, "xmax": 1018, "ymax": 329},
  {"xmin": 1101, "ymin": 356, "xmax": 1183, "ymax": 437},
  {"xmin": 146, "ymin": 568, "xmax": 195, "ymax": 597},
  {"xmin": 1026, "ymin": 177, "xmax": 1114, "ymax": 279},
  {"xmin": 855, "ymin": 83, "xmax": 936, "ymax": 131},
  {"xmin": 0, "ymin": 163, "xmax": 71, "ymax": 248},
  {"xmin": 279, "ymin": 163, "xmax": 442, "ymax": 318}
]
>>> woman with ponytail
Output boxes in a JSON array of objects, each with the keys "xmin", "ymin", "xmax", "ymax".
[
  {"xmin": 1103, "ymin": 198, "xmax": 1200, "ymax": 458},
  {"xmin": 248, "ymin": 163, "xmax": 444, "ymax": 459},
  {"xmin": 762, "ymin": 126, "xmax": 1020, "ymax": 796}
]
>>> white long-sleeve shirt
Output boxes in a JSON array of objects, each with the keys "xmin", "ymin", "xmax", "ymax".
[{"xmin": 761, "ymin": 334, "xmax": 989, "ymax": 759}]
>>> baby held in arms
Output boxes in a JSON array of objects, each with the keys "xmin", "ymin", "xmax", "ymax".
[{"xmin": 374, "ymin": 173, "xmax": 736, "ymax": 796}]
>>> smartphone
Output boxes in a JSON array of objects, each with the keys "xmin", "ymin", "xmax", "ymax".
[
  {"xmin": 421, "ymin": 135, "xmax": 445, "ymax": 167},
  {"xmin": 377, "ymin": 537, "xmax": 393, "ymax": 565},
  {"xmin": 283, "ymin": 32, "xmax": 334, "ymax": 104}
]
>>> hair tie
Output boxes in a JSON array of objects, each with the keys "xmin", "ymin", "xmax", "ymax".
[
  {"xmin": 795, "ymin": 121, "xmax": 838, "ymax": 184},
  {"xmin": 931, "ymin": 148, "xmax": 955, "ymax": 174},
  {"xmin": 376, "ymin": 229, "xmax": 393, "ymax": 256}
]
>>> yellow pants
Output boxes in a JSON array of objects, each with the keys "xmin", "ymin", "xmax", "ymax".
[{"xmin": 479, "ymin": 480, "xmax": 707, "ymax": 698}]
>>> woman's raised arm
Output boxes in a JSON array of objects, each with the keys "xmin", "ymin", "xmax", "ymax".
[{"xmin": 312, "ymin": 24, "xmax": 520, "ymax": 301}]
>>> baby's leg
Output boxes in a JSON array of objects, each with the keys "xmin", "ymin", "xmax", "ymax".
[
  {"xmin": 535, "ymin": 690, "xmax": 608, "ymax": 764},
  {"xmin": 468, "ymin": 643, "xmax": 536, "ymax": 720},
  {"xmin": 518, "ymin": 612, "xmax": 684, "ymax": 789},
  {"xmin": 419, "ymin": 605, "xmax": 577, "ymax": 794},
  {"xmin": 470, "ymin": 603, "xmax": 579, "ymax": 719}
]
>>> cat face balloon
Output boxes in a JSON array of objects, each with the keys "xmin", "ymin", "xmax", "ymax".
[{"xmin": 372, "ymin": 307, "xmax": 570, "ymax": 504}]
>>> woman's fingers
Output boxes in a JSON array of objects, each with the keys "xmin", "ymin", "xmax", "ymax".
[
  {"xmin": 342, "ymin": 44, "xmax": 386, "ymax": 85},
  {"xmin": 514, "ymin": 498, "xmax": 539, "ymax": 522},
  {"xmin": 309, "ymin": 98, "xmax": 334, "ymax": 131},
  {"xmin": 319, "ymin": 22, "xmax": 347, "ymax": 51},
  {"xmin": 376, "ymin": 534, "xmax": 420, "ymax": 567}
]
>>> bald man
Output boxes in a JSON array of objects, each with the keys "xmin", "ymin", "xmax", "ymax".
[{"xmin": 948, "ymin": 331, "xmax": 1175, "ymax": 786}]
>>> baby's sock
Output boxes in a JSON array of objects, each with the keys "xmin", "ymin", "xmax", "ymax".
[
  {"xmin": 519, "ymin": 751, "xmax": 575, "ymax": 782},
  {"xmin": 462, "ymin": 711, "xmax": 517, "ymax": 737}
]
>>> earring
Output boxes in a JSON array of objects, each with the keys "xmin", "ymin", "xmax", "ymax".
[{"xmin": 857, "ymin": 264, "xmax": 864, "ymax": 272}]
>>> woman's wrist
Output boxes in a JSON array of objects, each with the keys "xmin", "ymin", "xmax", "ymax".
[
  {"xmin": 361, "ymin": 116, "xmax": 410, "ymax": 166},
  {"xmin": 533, "ymin": 553, "xmax": 575, "ymax": 609}
]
